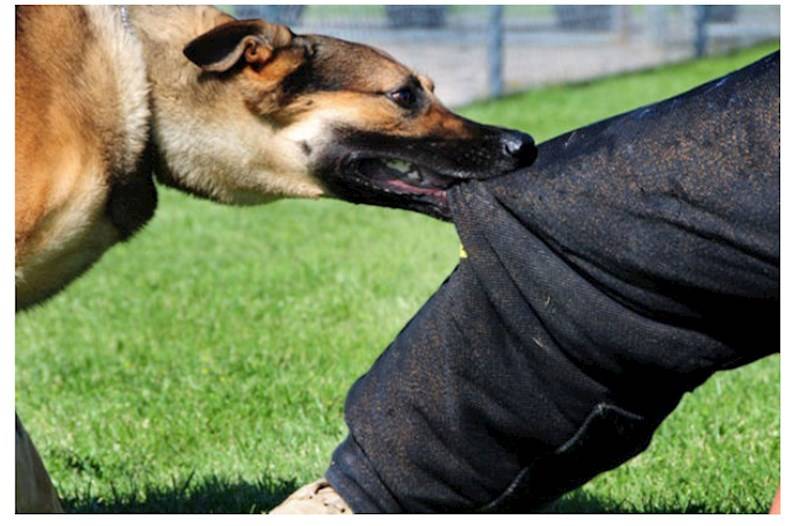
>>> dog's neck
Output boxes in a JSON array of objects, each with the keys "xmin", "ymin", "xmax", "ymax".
[
  {"xmin": 78, "ymin": 6, "xmax": 151, "ymax": 183},
  {"xmin": 125, "ymin": 6, "xmax": 233, "ymax": 200},
  {"xmin": 125, "ymin": 6, "xmax": 323, "ymax": 204}
]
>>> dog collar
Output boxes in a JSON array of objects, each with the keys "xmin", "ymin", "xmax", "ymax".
[{"xmin": 119, "ymin": 5, "xmax": 133, "ymax": 34}]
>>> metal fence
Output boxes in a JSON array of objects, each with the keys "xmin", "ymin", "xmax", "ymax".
[{"xmin": 230, "ymin": 4, "xmax": 780, "ymax": 107}]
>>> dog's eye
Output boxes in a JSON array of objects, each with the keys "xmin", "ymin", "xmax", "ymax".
[{"xmin": 389, "ymin": 87, "xmax": 416, "ymax": 109}]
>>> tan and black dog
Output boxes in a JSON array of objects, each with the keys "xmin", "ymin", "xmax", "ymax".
[{"xmin": 16, "ymin": 5, "xmax": 535, "ymax": 512}]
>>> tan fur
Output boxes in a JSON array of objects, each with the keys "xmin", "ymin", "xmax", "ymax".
[
  {"xmin": 282, "ymin": 90, "xmax": 472, "ymax": 139},
  {"xmin": 16, "ymin": 5, "xmax": 150, "ymax": 310},
  {"xmin": 128, "ymin": 6, "xmax": 326, "ymax": 204}
]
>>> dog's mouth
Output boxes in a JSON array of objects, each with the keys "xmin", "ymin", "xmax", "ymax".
[
  {"xmin": 356, "ymin": 158, "xmax": 455, "ymax": 200},
  {"xmin": 320, "ymin": 154, "xmax": 462, "ymax": 220},
  {"xmin": 347, "ymin": 157, "xmax": 459, "ymax": 219},
  {"xmin": 317, "ymin": 128, "xmax": 536, "ymax": 220}
]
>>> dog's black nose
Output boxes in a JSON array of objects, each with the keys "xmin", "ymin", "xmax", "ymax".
[{"xmin": 502, "ymin": 130, "xmax": 537, "ymax": 166}]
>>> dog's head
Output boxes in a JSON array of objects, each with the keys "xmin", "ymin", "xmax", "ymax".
[{"xmin": 180, "ymin": 18, "xmax": 536, "ymax": 219}]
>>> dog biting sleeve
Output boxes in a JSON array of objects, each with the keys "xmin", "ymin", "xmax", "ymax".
[{"xmin": 326, "ymin": 52, "xmax": 779, "ymax": 513}]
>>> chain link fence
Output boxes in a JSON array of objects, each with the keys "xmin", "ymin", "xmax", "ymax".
[{"xmin": 229, "ymin": 5, "xmax": 780, "ymax": 107}]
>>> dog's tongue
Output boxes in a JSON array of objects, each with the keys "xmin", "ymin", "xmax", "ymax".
[
  {"xmin": 385, "ymin": 178, "xmax": 446, "ymax": 198},
  {"xmin": 362, "ymin": 158, "xmax": 453, "ymax": 191}
]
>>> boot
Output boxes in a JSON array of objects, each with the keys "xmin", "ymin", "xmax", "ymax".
[{"xmin": 269, "ymin": 479, "xmax": 351, "ymax": 514}]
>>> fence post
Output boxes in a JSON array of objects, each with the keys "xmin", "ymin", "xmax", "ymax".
[
  {"xmin": 487, "ymin": 5, "xmax": 504, "ymax": 99},
  {"xmin": 614, "ymin": 5, "xmax": 631, "ymax": 44},
  {"xmin": 646, "ymin": 6, "xmax": 668, "ymax": 47},
  {"xmin": 694, "ymin": 5, "xmax": 709, "ymax": 57}
]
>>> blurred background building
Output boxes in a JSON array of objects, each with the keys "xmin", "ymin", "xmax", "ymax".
[{"xmin": 228, "ymin": 4, "xmax": 780, "ymax": 107}]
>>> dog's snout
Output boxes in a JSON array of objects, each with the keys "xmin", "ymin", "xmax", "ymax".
[{"xmin": 501, "ymin": 130, "xmax": 537, "ymax": 166}]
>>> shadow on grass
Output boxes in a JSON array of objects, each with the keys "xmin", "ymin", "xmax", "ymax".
[
  {"xmin": 62, "ymin": 476, "xmax": 754, "ymax": 514},
  {"xmin": 541, "ymin": 488, "xmax": 726, "ymax": 514},
  {"xmin": 62, "ymin": 472, "xmax": 298, "ymax": 513}
]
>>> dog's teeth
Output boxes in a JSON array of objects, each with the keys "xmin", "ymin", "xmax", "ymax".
[
  {"xmin": 406, "ymin": 170, "xmax": 421, "ymax": 182},
  {"xmin": 386, "ymin": 159, "xmax": 412, "ymax": 173}
]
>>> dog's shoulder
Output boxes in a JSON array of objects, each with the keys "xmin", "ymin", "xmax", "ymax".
[{"xmin": 15, "ymin": 5, "xmax": 154, "ymax": 310}]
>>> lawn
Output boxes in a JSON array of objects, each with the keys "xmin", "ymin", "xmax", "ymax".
[{"xmin": 15, "ymin": 42, "xmax": 779, "ymax": 513}]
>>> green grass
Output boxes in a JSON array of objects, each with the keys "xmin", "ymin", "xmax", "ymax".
[{"xmin": 16, "ymin": 42, "xmax": 779, "ymax": 513}]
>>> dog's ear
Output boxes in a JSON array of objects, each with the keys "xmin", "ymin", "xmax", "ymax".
[{"xmin": 183, "ymin": 19, "xmax": 294, "ymax": 73}]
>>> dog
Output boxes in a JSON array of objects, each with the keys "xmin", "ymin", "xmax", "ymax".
[{"xmin": 15, "ymin": 5, "xmax": 536, "ymax": 512}]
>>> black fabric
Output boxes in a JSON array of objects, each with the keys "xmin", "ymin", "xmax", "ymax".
[{"xmin": 326, "ymin": 52, "xmax": 779, "ymax": 513}]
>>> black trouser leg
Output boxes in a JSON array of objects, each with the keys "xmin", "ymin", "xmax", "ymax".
[{"xmin": 326, "ymin": 52, "xmax": 779, "ymax": 513}]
